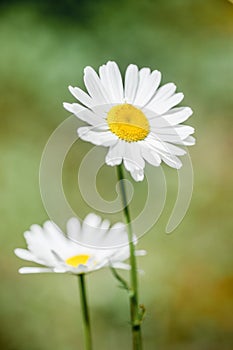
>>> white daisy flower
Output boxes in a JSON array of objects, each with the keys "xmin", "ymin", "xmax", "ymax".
[
  {"xmin": 64, "ymin": 61, "xmax": 195, "ymax": 181},
  {"xmin": 14, "ymin": 213, "xmax": 145, "ymax": 274}
]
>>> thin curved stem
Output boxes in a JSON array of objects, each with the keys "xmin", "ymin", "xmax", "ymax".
[
  {"xmin": 78, "ymin": 274, "xmax": 93, "ymax": 350},
  {"xmin": 117, "ymin": 164, "xmax": 143, "ymax": 350}
]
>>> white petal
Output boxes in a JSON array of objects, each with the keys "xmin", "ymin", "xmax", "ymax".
[
  {"xmin": 148, "ymin": 115, "xmax": 173, "ymax": 128},
  {"xmin": 68, "ymin": 86, "xmax": 94, "ymax": 108},
  {"xmin": 53, "ymin": 266, "xmax": 69, "ymax": 273},
  {"xmin": 110, "ymin": 222, "xmax": 126, "ymax": 231},
  {"xmin": 14, "ymin": 248, "xmax": 38, "ymax": 262},
  {"xmin": 111, "ymin": 246, "xmax": 130, "ymax": 261},
  {"xmin": 149, "ymin": 128, "xmax": 193, "ymax": 143},
  {"xmin": 146, "ymin": 138, "xmax": 184, "ymax": 168},
  {"xmin": 43, "ymin": 221, "xmax": 66, "ymax": 242},
  {"xmin": 134, "ymin": 69, "xmax": 161, "ymax": 107},
  {"xmin": 130, "ymin": 168, "xmax": 144, "ymax": 182},
  {"xmin": 99, "ymin": 222, "xmax": 128, "ymax": 248},
  {"xmin": 148, "ymin": 107, "xmax": 193, "ymax": 129},
  {"xmin": 161, "ymin": 135, "xmax": 187, "ymax": 143},
  {"xmin": 78, "ymin": 213, "xmax": 104, "ymax": 246},
  {"xmin": 66, "ymin": 217, "xmax": 81, "ymax": 241},
  {"xmin": 99, "ymin": 61, "xmax": 123, "ymax": 103},
  {"xmin": 84, "ymin": 66, "xmax": 110, "ymax": 104},
  {"xmin": 99, "ymin": 219, "xmax": 111, "ymax": 232},
  {"xmin": 162, "ymin": 142, "xmax": 186, "ymax": 156},
  {"xmin": 19, "ymin": 267, "xmax": 54, "ymax": 274},
  {"xmin": 122, "ymin": 143, "xmax": 145, "ymax": 181},
  {"xmin": 161, "ymin": 153, "xmax": 182, "ymax": 169},
  {"xmin": 124, "ymin": 64, "xmax": 139, "ymax": 104},
  {"xmin": 94, "ymin": 219, "xmax": 111, "ymax": 243},
  {"xmin": 82, "ymin": 213, "xmax": 102, "ymax": 230},
  {"xmin": 28, "ymin": 222, "xmax": 70, "ymax": 264},
  {"xmin": 123, "ymin": 143, "xmax": 145, "ymax": 171},
  {"xmin": 63, "ymin": 103, "xmax": 106, "ymax": 127},
  {"xmin": 105, "ymin": 141, "xmax": 123, "ymax": 166},
  {"xmin": 147, "ymin": 93, "xmax": 184, "ymax": 114},
  {"xmin": 144, "ymin": 136, "xmax": 170, "ymax": 153},
  {"xmin": 151, "ymin": 83, "xmax": 176, "ymax": 102},
  {"xmin": 180, "ymin": 135, "xmax": 196, "ymax": 146},
  {"xmin": 23, "ymin": 229, "xmax": 58, "ymax": 266},
  {"xmin": 152, "ymin": 125, "xmax": 194, "ymax": 139},
  {"xmin": 162, "ymin": 107, "xmax": 193, "ymax": 125},
  {"xmin": 63, "ymin": 102, "xmax": 85, "ymax": 114},
  {"xmin": 78, "ymin": 127, "xmax": 118, "ymax": 146},
  {"xmin": 27, "ymin": 224, "xmax": 44, "ymax": 237},
  {"xmin": 141, "ymin": 143, "xmax": 161, "ymax": 166}
]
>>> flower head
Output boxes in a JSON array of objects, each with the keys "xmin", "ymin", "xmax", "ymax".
[
  {"xmin": 64, "ymin": 61, "xmax": 195, "ymax": 181},
  {"xmin": 15, "ymin": 213, "xmax": 145, "ymax": 274}
]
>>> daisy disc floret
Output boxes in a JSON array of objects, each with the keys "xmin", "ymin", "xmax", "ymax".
[
  {"xmin": 64, "ymin": 61, "xmax": 195, "ymax": 181},
  {"xmin": 15, "ymin": 213, "xmax": 145, "ymax": 274}
]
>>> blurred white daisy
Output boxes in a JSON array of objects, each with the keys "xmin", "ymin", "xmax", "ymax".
[
  {"xmin": 64, "ymin": 61, "xmax": 195, "ymax": 181},
  {"xmin": 15, "ymin": 213, "xmax": 145, "ymax": 274}
]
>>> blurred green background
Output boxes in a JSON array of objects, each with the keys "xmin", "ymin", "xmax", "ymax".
[{"xmin": 0, "ymin": 0, "xmax": 233, "ymax": 349}]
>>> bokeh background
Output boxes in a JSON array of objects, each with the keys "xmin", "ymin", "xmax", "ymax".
[{"xmin": 1, "ymin": 0, "xmax": 233, "ymax": 349}]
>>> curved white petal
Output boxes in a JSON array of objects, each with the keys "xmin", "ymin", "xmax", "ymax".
[
  {"xmin": 84, "ymin": 66, "xmax": 110, "ymax": 105},
  {"xmin": 63, "ymin": 103, "xmax": 106, "ymax": 127},
  {"xmin": 162, "ymin": 107, "xmax": 193, "ymax": 125},
  {"xmin": 141, "ymin": 143, "xmax": 161, "ymax": 166},
  {"xmin": 14, "ymin": 248, "xmax": 39, "ymax": 263},
  {"xmin": 146, "ymin": 137, "xmax": 183, "ymax": 168},
  {"xmin": 152, "ymin": 125, "xmax": 194, "ymax": 140},
  {"xmin": 151, "ymin": 82, "xmax": 176, "ymax": 102},
  {"xmin": 105, "ymin": 141, "xmax": 123, "ymax": 166},
  {"xmin": 123, "ymin": 142, "xmax": 145, "ymax": 181},
  {"xmin": 161, "ymin": 142, "xmax": 186, "ymax": 156},
  {"xmin": 149, "ymin": 128, "xmax": 194, "ymax": 143},
  {"xmin": 124, "ymin": 64, "xmax": 139, "ymax": 104},
  {"xmin": 99, "ymin": 219, "xmax": 111, "ymax": 232},
  {"xmin": 99, "ymin": 61, "xmax": 123, "ymax": 103},
  {"xmin": 147, "ymin": 92, "xmax": 184, "ymax": 114},
  {"xmin": 130, "ymin": 168, "xmax": 144, "ymax": 182},
  {"xmin": 68, "ymin": 86, "xmax": 94, "ymax": 108},
  {"xmin": 78, "ymin": 127, "xmax": 118, "ymax": 146},
  {"xmin": 180, "ymin": 135, "xmax": 196, "ymax": 146},
  {"xmin": 43, "ymin": 221, "xmax": 67, "ymax": 244},
  {"xmin": 23, "ymin": 230, "xmax": 58, "ymax": 266},
  {"xmin": 19, "ymin": 267, "xmax": 54, "ymax": 274},
  {"xmin": 100, "ymin": 222, "xmax": 128, "ymax": 248},
  {"xmin": 84, "ymin": 213, "xmax": 102, "ymax": 226},
  {"xmin": 66, "ymin": 217, "xmax": 81, "ymax": 241},
  {"xmin": 122, "ymin": 143, "xmax": 145, "ymax": 181},
  {"xmin": 160, "ymin": 153, "xmax": 182, "ymax": 169},
  {"xmin": 148, "ymin": 107, "xmax": 193, "ymax": 128},
  {"xmin": 63, "ymin": 102, "xmax": 85, "ymax": 114},
  {"xmin": 82, "ymin": 213, "xmax": 102, "ymax": 238},
  {"xmin": 123, "ymin": 143, "xmax": 145, "ymax": 171},
  {"xmin": 134, "ymin": 69, "xmax": 161, "ymax": 106}
]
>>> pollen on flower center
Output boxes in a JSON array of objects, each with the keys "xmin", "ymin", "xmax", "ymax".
[
  {"xmin": 107, "ymin": 104, "xmax": 150, "ymax": 142},
  {"xmin": 65, "ymin": 254, "xmax": 90, "ymax": 267}
]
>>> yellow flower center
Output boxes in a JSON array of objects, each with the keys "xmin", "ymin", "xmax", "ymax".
[
  {"xmin": 107, "ymin": 104, "xmax": 150, "ymax": 142},
  {"xmin": 65, "ymin": 254, "xmax": 90, "ymax": 267}
]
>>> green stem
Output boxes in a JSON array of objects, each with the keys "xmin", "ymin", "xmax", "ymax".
[
  {"xmin": 78, "ymin": 274, "xmax": 92, "ymax": 350},
  {"xmin": 117, "ymin": 164, "xmax": 143, "ymax": 350}
]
